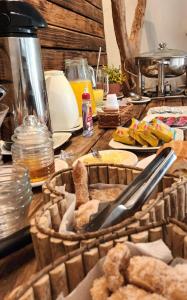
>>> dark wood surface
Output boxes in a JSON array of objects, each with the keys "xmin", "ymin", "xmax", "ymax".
[
  {"xmin": 25, "ymin": 0, "xmax": 107, "ymax": 70},
  {"xmin": 1, "ymin": 97, "xmax": 187, "ymax": 299},
  {"xmin": 41, "ymin": 49, "xmax": 107, "ymax": 70},
  {"xmin": 49, "ymin": 0, "xmax": 104, "ymax": 24}
]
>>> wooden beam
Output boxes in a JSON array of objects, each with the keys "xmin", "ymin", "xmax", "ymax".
[
  {"xmin": 39, "ymin": 25, "xmax": 106, "ymax": 51},
  {"xmin": 49, "ymin": 0, "xmax": 103, "ymax": 24},
  {"xmin": 41, "ymin": 48, "xmax": 107, "ymax": 70},
  {"xmin": 86, "ymin": 0, "xmax": 102, "ymax": 9},
  {"xmin": 26, "ymin": 0, "xmax": 104, "ymax": 38}
]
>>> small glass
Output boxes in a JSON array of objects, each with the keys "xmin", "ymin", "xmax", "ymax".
[
  {"xmin": 0, "ymin": 164, "xmax": 32, "ymax": 239},
  {"xmin": 60, "ymin": 150, "xmax": 78, "ymax": 167},
  {"xmin": 93, "ymin": 69, "xmax": 109, "ymax": 107}
]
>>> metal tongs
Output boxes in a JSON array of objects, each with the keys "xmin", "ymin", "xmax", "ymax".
[{"xmin": 85, "ymin": 147, "xmax": 176, "ymax": 232}]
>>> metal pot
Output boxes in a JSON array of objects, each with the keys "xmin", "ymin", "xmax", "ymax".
[{"xmin": 136, "ymin": 42, "xmax": 187, "ymax": 78}]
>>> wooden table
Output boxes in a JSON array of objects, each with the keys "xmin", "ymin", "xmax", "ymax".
[{"xmin": 1, "ymin": 97, "xmax": 187, "ymax": 299}]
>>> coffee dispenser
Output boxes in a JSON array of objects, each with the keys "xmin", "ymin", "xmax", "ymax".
[{"xmin": 0, "ymin": 0, "xmax": 51, "ymax": 149}]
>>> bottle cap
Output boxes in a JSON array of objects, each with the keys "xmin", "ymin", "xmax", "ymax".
[{"xmin": 82, "ymin": 87, "xmax": 90, "ymax": 100}]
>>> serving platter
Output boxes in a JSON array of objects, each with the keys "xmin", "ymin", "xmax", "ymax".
[
  {"xmin": 0, "ymin": 132, "xmax": 72, "ymax": 155},
  {"xmin": 143, "ymin": 113, "xmax": 187, "ymax": 129},
  {"xmin": 126, "ymin": 96, "xmax": 151, "ymax": 104},
  {"xmin": 73, "ymin": 149, "xmax": 138, "ymax": 167},
  {"xmin": 109, "ymin": 128, "xmax": 184, "ymax": 152},
  {"xmin": 147, "ymin": 106, "xmax": 187, "ymax": 115}
]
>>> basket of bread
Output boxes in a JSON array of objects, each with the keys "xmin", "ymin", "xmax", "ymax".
[
  {"xmin": 29, "ymin": 159, "xmax": 182, "ymax": 269},
  {"xmin": 8, "ymin": 216, "xmax": 187, "ymax": 300}
]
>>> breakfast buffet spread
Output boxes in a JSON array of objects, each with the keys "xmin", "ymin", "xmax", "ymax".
[{"xmin": 5, "ymin": 95, "xmax": 187, "ymax": 300}]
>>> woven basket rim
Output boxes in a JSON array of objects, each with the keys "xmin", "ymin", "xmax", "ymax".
[
  {"xmin": 11, "ymin": 218, "xmax": 187, "ymax": 300},
  {"xmin": 35, "ymin": 178, "xmax": 185, "ymax": 241},
  {"xmin": 45, "ymin": 163, "xmax": 178, "ymax": 197}
]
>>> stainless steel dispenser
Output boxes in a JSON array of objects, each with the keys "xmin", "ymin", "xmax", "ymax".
[
  {"xmin": 136, "ymin": 43, "xmax": 187, "ymax": 97},
  {"xmin": 0, "ymin": 0, "xmax": 51, "ymax": 149}
]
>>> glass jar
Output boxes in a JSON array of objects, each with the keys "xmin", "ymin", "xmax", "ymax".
[
  {"xmin": 11, "ymin": 115, "xmax": 55, "ymax": 183},
  {"xmin": 0, "ymin": 164, "xmax": 32, "ymax": 239}
]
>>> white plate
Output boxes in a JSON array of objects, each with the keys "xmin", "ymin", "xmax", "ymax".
[
  {"xmin": 104, "ymin": 95, "xmax": 124, "ymax": 100},
  {"xmin": 52, "ymin": 132, "xmax": 72, "ymax": 149},
  {"xmin": 109, "ymin": 128, "xmax": 184, "ymax": 152},
  {"xmin": 126, "ymin": 96, "xmax": 151, "ymax": 104},
  {"xmin": 73, "ymin": 149, "xmax": 138, "ymax": 167},
  {"xmin": 0, "ymin": 132, "xmax": 72, "ymax": 155},
  {"xmin": 136, "ymin": 154, "xmax": 156, "ymax": 169},
  {"xmin": 147, "ymin": 106, "xmax": 187, "ymax": 115},
  {"xmin": 31, "ymin": 158, "xmax": 68, "ymax": 188},
  {"xmin": 0, "ymin": 140, "xmax": 11, "ymax": 155},
  {"xmin": 143, "ymin": 114, "xmax": 187, "ymax": 129}
]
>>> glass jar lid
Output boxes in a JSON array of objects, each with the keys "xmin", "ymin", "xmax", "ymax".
[
  {"xmin": 136, "ymin": 42, "xmax": 187, "ymax": 59},
  {"xmin": 12, "ymin": 115, "xmax": 52, "ymax": 145}
]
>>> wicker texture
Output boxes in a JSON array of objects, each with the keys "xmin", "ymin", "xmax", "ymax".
[
  {"xmin": 97, "ymin": 104, "xmax": 134, "ymax": 128},
  {"xmin": 8, "ymin": 217, "xmax": 187, "ymax": 300},
  {"xmin": 30, "ymin": 164, "xmax": 180, "ymax": 269}
]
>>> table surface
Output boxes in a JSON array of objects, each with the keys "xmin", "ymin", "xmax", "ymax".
[{"xmin": 1, "ymin": 97, "xmax": 187, "ymax": 299}]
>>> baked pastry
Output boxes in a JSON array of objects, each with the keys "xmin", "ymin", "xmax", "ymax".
[
  {"xmin": 89, "ymin": 184, "xmax": 125, "ymax": 202},
  {"xmin": 72, "ymin": 160, "xmax": 89, "ymax": 207},
  {"xmin": 108, "ymin": 285, "xmax": 166, "ymax": 300},
  {"xmin": 127, "ymin": 256, "xmax": 174, "ymax": 294},
  {"xmin": 91, "ymin": 243, "xmax": 187, "ymax": 300},
  {"xmin": 127, "ymin": 256, "xmax": 187, "ymax": 299},
  {"xmin": 90, "ymin": 276, "xmax": 109, "ymax": 300},
  {"xmin": 157, "ymin": 141, "xmax": 187, "ymax": 176},
  {"xmin": 74, "ymin": 199, "xmax": 99, "ymax": 231},
  {"xmin": 103, "ymin": 243, "xmax": 130, "ymax": 292}
]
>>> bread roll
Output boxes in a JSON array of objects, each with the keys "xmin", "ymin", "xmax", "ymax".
[{"xmin": 157, "ymin": 141, "xmax": 187, "ymax": 176}]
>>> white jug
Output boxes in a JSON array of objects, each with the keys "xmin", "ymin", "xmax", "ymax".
[{"xmin": 45, "ymin": 70, "xmax": 80, "ymax": 131}]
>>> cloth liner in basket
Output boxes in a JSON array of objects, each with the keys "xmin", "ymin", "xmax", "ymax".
[
  {"xmin": 30, "ymin": 164, "xmax": 182, "ymax": 269},
  {"xmin": 8, "ymin": 218, "xmax": 187, "ymax": 300}
]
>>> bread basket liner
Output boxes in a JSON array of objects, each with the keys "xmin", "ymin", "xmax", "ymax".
[{"xmin": 8, "ymin": 217, "xmax": 187, "ymax": 300}]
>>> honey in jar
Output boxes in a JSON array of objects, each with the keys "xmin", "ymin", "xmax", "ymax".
[{"xmin": 11, "ymin": 115, "xmax": 54, "ymax": 183}]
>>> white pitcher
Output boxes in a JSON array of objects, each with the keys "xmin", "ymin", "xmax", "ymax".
[{"xmin": 45, "ymin": 70, "xmax": 80, "ymax": 131}]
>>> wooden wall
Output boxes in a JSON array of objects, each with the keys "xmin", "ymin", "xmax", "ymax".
[{"xmin": 26, "ymin": 0, "xmax": 107, "ymax": 70}]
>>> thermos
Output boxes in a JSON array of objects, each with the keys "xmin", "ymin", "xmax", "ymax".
[{"xmin": 0, "ymin": 0, "xmax": 51, "ymax": 149}]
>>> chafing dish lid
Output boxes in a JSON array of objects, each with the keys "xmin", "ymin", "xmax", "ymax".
[{"xmin": 136, "ymin": 42, "xmax": 187, "ymax": 59}]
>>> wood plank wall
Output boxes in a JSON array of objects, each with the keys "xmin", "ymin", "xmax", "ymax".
[{"xmin": 26, "ymin": 0, "xmax": 107, "ymax": 70}]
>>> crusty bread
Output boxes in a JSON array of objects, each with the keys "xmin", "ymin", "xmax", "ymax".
[{"xmin": 157, "ymin": 141, "xmax": 187, "ymax": 176}]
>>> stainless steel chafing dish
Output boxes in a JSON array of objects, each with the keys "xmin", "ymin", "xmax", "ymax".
[{"xmin": 136, "ymin": 42, "xmax": 187, "ymax": 96}]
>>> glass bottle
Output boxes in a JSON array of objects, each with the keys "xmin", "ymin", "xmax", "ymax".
[
  {"xmin": 82, "ymin": 87, "xmax": 93, "ymax": 137},
  {"xmin": 11, "ymin": 115, "xmax": 55, "ymax": 183}
]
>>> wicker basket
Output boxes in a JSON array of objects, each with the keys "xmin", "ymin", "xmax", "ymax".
[
  {"xmin": 31, "ymin": 164, "xmax": 181, "ymax": 269},
  {"xmin": 97, "ymin": 104, "xmax": 134, "ymax": 128},
  {"xmin": 8, "ymin": 217, "xmax": 187, "ymax": 300}
]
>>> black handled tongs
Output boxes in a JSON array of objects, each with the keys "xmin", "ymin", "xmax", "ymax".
[{"xmin": 85, "ymin": 147, "xmax": 176, "ymax": 232}]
